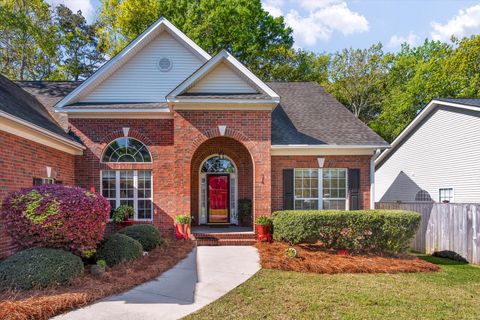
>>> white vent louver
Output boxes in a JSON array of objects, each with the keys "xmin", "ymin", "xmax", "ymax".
[{"xmin": 158, "ymin": 57, "xmax": 173, "ymax": 72}]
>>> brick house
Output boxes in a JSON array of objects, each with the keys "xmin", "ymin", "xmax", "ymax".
[{"xmin": 1, "ymin": 18, "xmax": 388, "ymax": 252}]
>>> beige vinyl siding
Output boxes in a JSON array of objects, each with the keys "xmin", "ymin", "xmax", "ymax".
[
  {"xmin": 188, "ymin": 62, "xmax": 257, "ymax": 94},
  {"xmin": 376, "ymin": 106, "xmax": 480, "ymax": 203},
  {"xmin": 78, "ymin": 32, "xmax": 203, "ymax": 102}
]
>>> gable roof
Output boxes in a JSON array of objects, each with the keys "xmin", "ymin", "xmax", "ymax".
[
  {"xmin": 55, "ymin": 17, "xmax": 211, "ymax": 110},
  {"xmin": 167, "ymin": 50, "xmax": 279, "ymax": 103},
  {"xmin": 269, "ymin": 82, "xmax": 388, "ymax": 147},
  {"xmin": 0, "ymin": 74, "xmax": 82, "ymax": 146},
  {"xmin": 375, "ymin": 98, "xmax": 480, "ymax": 167}
]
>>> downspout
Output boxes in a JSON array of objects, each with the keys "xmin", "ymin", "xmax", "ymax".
[{"xmin": 370, "ymin": 149, "xmax": 381, "ymax": 209}]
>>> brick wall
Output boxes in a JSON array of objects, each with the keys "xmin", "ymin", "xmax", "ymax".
[
  {"xmin": 271, "ymin": 155, "xmax": 373, "ymax": 212},
  {"xmin": 0, "ymin": 130, "xmax": 75, "ymax": 259}
]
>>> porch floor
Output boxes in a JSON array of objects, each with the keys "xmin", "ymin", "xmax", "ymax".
[{"xmin": 192, "ymin": 226, "xmax": 254, "ymax": 234}]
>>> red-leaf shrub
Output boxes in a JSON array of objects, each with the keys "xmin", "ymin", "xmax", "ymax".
[{"xmin": 0, "ymin": 185, "xmax": 110, "ymax": 257}]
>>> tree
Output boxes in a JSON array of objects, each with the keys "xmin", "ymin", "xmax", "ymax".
[
  {"xmin": 55, "ymin": 4, "xmax": 105, "ymax": 80},
  {"xmin": 97, "ymin": 0, "xmax": 294, "ymax": 80},
  {"xmin": 327, "ymin": 43, "xmax": 388, "ymax": 123},
  {"xmin": 0, "ymin": 0, "xmax": 59, "ymax": 80}
]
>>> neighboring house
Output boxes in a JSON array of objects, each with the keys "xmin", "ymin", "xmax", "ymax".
[
  {"xmin": 375, "ymin": 98, "xmax": 480, "ymax": 204},
  {"xmin": 0, "ymin": 74, "xmax": 85, "ymax": 258},
  {"xmin": 1, "ymin": 18, "xmax": 387, "ymax": 253}
]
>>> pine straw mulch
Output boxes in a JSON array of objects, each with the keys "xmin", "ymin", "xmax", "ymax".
[
  {"xmin": 0, "ymin": 239, "xmax": 195, "ymax": 320},
  {"xmin": 256, "ymin": 242, "xmax": 440, "ymax": 274}
]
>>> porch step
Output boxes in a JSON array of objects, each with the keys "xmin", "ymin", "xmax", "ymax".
[
  {"xmin": 192, "ymin": 231, "xmax": 257, "ymax": 246},
  {"xmin": 196, "ymin": 238, "xmax": 257, "ymax": 246}
]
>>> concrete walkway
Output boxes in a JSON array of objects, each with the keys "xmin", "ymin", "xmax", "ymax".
[{"xmin": 54, "ymin": 246, "xmax": 260, "ymax": 320}]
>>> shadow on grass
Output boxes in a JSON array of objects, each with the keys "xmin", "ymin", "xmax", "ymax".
[{"xmin": 417, "ymin": 254, "xmax": 469, "ymax": 266}]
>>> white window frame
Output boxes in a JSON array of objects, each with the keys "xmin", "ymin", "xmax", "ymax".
[
  {"xmin": 100, "ymin": 170, "xmax": 153, "ymax": 221},
  {"xmin": 438, "ymin": 187, "xmax": 454, "ymax": 203},
  {"xmin": 293, "ymin": 168, "xmax": 348, "ymax": 210}
]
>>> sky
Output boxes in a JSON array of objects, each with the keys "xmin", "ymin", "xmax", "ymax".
[{"xmin": 46, "ymin": 0, "xmax": 480, "ymax": 53}]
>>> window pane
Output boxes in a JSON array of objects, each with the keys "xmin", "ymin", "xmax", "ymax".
[
  {"xmin": 323, "ymin": 199, "xmax": 346, "ymax": 210},
  {"xmin": 138, "ymin": 200, "xmax": 152, "ymax": 219},
  {"xmin": 120, "ymin": 171, "xmax": 134, "ymax": 198},
  {"xmin": 102, "ymin": 138, "xmax": 151, "ymax": 163}
]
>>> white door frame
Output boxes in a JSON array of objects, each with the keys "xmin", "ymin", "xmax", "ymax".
[{"xmin": 199, "ymin": 154, "xmax": 238, "ymax": 225}]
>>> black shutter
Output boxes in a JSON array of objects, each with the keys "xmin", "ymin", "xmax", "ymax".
[
  {"xmin": 348, "ymin": 169, "xmax": 360, "ymax": 210},
  {"xmin": 33, "ymin": 178, "xmax": 43, "ymax": 186},
  {"xmin": 283, "ymin": 169, "xmax": 294, "ymax": 210}
]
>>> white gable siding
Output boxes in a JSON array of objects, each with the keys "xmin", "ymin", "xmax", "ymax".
[
  {"xmin": 187, "ymin": 62, "xmax": 257, "ymax": 94},
  {"xmin": 78, "ymin": 32, "xmax": 203, "ymax": 102},
  {"xmin": 375, "ymin": 106, "xmax": 480, "ymax": 203}
]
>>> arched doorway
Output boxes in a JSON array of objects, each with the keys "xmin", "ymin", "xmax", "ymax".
[{"xmin": 190, "ymin": 137, "xmax": 254, "ymax": 226}]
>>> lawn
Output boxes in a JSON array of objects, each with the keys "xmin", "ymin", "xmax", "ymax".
[{"xmin": 186, "ymin": 256, "xmax": 480, "ymax": 320}]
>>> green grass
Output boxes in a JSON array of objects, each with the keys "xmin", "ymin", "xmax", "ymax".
[{"xmin": 186, "ymin": 256, "xmax": 480, "ymax": 320}]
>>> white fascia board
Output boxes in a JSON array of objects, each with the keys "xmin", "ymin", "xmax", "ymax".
[
  {"xmin": 271, "ymin": 145, "xmax": 388, "ymax": 156},
  {"xmin": 167, "ymin": 50, "xmax": 280, "ymax": 99},
  {"xmin": 55, "ymin": 17, "xmax": 211, "ymax": 110},
  {"xmin": 374, "ymin": 99, "xmax": 480, "ymax": 166},
  {"xmin": 59, "ymin": 108, "xmax": 171, "ymax": 113},
  {"xmin": 0, "ymin": 111, "xmax": 85, "ymax": 154},
  {"xmin": 168, "ymin": 98, "xmax": 280, "ymax": 104}
]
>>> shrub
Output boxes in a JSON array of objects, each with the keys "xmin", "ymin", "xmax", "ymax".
[
  {"xmin": 96, "ymin": 233, "xmax": 143, "ymax": 266},
  {"xmin": 272, "ymin": 210, "xmax": 421, "ymax": 254},
  {"xmin": 0, "ymin": 185, "xmax": 110, "ymax": 257},
  {"xmin": 175, "ymin": 215, "xmax": 191, "ymax": 224},
  {"xmin": 112, "ymin": 204, "xmax": 134, "ymax": 223},
  {"xmin": 118, "ymin": 224, "xmax": 164, "ymax": 251},
  {"xmin": 0, "ymin": 247, "xmax": 83, "ymax": 290}
]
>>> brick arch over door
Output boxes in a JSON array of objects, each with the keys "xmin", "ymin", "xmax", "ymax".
[{"xmin": 190, "ymin": 136, "xmax": 254, "ymax": 225}]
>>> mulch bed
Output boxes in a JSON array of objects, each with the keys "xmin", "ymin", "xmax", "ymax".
[
  {"xmin": 0, "ymin": 239, "xmax": 194, "ymax": 320},
  {"xmin": 256, "ymin": 242, "xmax": 440, "ymax": 274}
]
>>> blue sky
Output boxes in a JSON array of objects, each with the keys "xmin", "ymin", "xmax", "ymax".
[{"xmin": 47, "ymin": 0, "xmax": 480, "ymax": 53}]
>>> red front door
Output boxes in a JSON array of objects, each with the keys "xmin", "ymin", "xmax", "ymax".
[{"xmin": 207, "ymin": 174, "xmax": 229, "ymax": 223}]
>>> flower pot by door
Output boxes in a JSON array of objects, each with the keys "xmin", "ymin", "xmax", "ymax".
[
  {"xmin": 175, "ymin": 223, "xmax": 191, "ymax": 240},
  {"xmin": 255, "ymin": 224, "xmax": 271, "ymax": 242}
]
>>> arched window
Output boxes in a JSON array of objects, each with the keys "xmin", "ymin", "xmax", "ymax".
[
  {"xmin": 201, "ymin": 156, "xmax": 235, "ymax": 173},
  {"xmin": 415, "ymin": 190, "xmax": 433, "ymax": 202},
  {"xmin": 102, "ymin": 138, "xmax": 152, "ymax": 163}
]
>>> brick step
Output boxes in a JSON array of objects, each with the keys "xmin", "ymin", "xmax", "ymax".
[
  {"xmin": 192, "ymin": 232, "xmax": 256, "ymax": 240},
  {"xmin": 196, "ymin": 238, "xmax": 257, "ymax": 246}
]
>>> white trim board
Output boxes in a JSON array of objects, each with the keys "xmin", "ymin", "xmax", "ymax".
[
  {"xmin": 55, "ymin": 17, "xmax": 211, "ymax": 110},
  {"xmin": 375, "ymin": 99, "xmax": 480, "ymax": 168},
  {"xmin": 271, "ymin": 144, "xmax": 387, "ymax": 156},
  {"xmin": 0, "ymin": 111, "xmax": 84, "ymax": 155}
]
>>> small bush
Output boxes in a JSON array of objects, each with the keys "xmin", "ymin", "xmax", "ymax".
[
  {"xmin": 432, "ymin": 250, "xmax": 469, "ymax": 263},
  {"xmin": 96, "ymin": 233, "xmax": 143, "ymax": 266},
  {"xmin": 272, "ymin": 210, "xmax": 421, "ymax": 254},
  {"xmin": 0, "ymin": 247, "xmax": 83, "ymax": 290},
  {"xmin": 0, "ymin": 185, "xmax": 110, "ymax": 257},
  {"xmin": 118, "ymin": 224, "xmax": 164, "ymax": 251},
  {"xmin": 175, "ymin": 215, "xmax": 191, "ymax": 224},
  {"xmin": 255, "ymin": 216, "xmax": 273, "ymax": 226}
]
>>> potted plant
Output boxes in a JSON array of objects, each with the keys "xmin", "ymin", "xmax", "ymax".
[
  {"xmin": 112, "ymin": 205, "xmax": 135, "ymax": 225},
  {"xmin": 238, "ymin": 198, "xmax": 252, "ymax": 227},
  {"xmin": 255, "ymin": 216, "xmax": 272, "ymax": 242},
  {"xmin": 175, "ymin": 214, "xmax": 191, "ymax": 240},
  {"xmin": 91, "ymin": 259, "xmax": 106, "ymax": 277}
]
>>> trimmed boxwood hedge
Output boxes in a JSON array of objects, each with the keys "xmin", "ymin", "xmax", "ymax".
[
  {"xmin": 118, "ymin": 224, "xmax": 164, "ymax": 251},
  {"xmin": 272, "ymin": 210, "xmax": 421, "ymax": 254},
  {"xmin": 0, "ymin": 247, "xmax": 84, "ymax": 291},
  {"xmin": 96, "ymin": 233, "xmax": 143, "ymax": 266}
]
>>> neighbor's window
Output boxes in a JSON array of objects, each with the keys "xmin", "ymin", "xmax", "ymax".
[
  {"xmin": 102, "ymin": 138, "xmax": 151, "ymax": 163},
  {"xmin": 439, "ymin": 188, "xmax": 454, "ymax": 203},
  {"xmin": 101, "ymin": 170, "xmax": 152, "ymax": 220},
  {"xmin": 294, "ymin": 168, "xmax": 347, "ymax": 210},
  {"xmin": 33, "ymin": 178, "xmax": 58, "ymax": 185}
]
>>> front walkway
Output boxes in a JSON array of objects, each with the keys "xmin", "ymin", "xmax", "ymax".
[{"xmin": 55, "ymin": 246, "xmax": 260, "ymax": 320}]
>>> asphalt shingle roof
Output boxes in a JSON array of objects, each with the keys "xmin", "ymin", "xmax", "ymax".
[
  {"xmin": 0, "ymin": 75, "xmax": 76, "ymax": 142},
  {"xmin": 13, "ymin": 80, "xmax": 388, "ymax": 147},
  {"xmin": 435, "ymin": 98, "xmax": 480, "ymax": 108},
  {"xmin": 268, "ymin": 82, "xmax": 388, "ymax": 146}
]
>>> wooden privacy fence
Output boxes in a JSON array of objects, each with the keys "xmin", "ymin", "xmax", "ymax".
[{"xmin": 376, "ymin": 202, "xmax": 480, "ymax": 264}]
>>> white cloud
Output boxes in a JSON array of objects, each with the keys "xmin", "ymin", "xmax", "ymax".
[
  {"xmin": 284, "ymin": 1, "xmax": 369, "ymax": 47},
  {"xmin": 263, "ymin": 0, "xmax": 284, "ymax": 17},
  {"xmin": 46, "ymin": 0, "xmax": 95, "ymax": 22},
  {"xmin": 431, "ymin": 4, "xmax": 480, "ymax": 42},
  {"xmin": 388, "ymin": 32, "xmax": 420, "ymax": 49}
]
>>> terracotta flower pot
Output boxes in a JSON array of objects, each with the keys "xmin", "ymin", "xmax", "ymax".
[
  {"xmin": 336, "ymin": 249, "xmax": 351, "ymax": 256},
  {"xmin": 175, "ymin": 223, "xmax": 191, "ymax": 240},
  {"xmin": 255, "ymin": 224, "xmax": 271, "ymax": 242}
]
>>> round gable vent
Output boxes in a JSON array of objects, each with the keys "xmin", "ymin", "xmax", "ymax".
[{"xmin": 158, "ymin": 57, "xmax": 173, "ymax": 72}]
